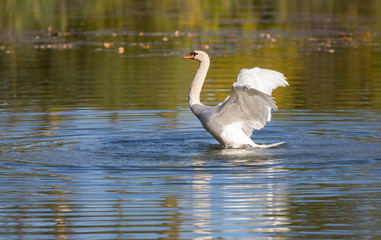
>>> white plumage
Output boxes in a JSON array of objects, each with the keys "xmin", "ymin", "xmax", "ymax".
[{"xmin": 184, "ymin": 50, "xmax": 288, "ymax": 148}]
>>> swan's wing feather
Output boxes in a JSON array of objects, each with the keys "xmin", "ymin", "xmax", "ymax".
[
  {"xmin": 236, "ymin": 67, "xmax": 288, "ymax": 95},
  {"xmin": 215, "ymin": 67, "xmax": 287, "ymax": 137},
  {"xmin": 216, "ymin": 86, "xmax": 276, "ymax": 135}
]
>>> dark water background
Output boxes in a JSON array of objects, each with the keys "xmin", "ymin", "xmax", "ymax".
[{"xmin": 0, "ymin": 0, "xmax": 380, "ymax": 239}]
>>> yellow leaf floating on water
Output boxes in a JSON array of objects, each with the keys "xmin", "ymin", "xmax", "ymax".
[{"xmin": 104, "ymin": 42, "xmax": 113, "ymax": 48}]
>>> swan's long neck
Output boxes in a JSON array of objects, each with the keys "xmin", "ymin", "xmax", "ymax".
[{"xmin": 188, "ymin": 56, "xmax": 210, "ymax": 108}]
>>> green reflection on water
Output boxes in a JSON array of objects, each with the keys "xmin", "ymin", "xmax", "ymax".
[
  {"xmin": 1, "ymin": 0, "xmax": 381, "ymax": 32},
  {"xmin": 0, "ymin": 0, "xmax": 380, "ymax": 113}
]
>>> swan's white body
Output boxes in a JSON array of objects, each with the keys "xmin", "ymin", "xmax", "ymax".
[{"xmin": 184, "ymin": 51, "xmax": 288, "ymax": 148}]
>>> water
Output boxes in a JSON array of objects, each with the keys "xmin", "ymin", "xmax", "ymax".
[{"xmin": 1, "ymin": 1, "xmax": 381, "ymax": 239}]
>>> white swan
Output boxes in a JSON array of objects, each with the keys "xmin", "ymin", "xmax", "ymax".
[{"xmin": 184, "ymin": 50, "xmax": 289, "ymax": 149}]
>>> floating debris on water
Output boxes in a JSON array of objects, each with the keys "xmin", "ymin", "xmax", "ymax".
[{"xmin": 104, "ymin": 42, "xmax": 113, "ymax": 48}]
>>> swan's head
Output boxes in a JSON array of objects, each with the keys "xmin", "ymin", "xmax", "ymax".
[{"xmin": 183, "ymin": 50, "xmax": 208, "ymax": 62}]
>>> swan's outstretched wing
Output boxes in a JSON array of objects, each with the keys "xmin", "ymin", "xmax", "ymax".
[
  {"xmin": 215, "ymin": 67, "xmax": 288, "ymax": 136},
  {"xmin": 236, "ymin": 67, "xmax": 288, "ymax": 96}
]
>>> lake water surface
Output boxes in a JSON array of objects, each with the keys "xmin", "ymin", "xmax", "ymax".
[{"xmin": 1, "ymin": 1, "xmax": 381, "ymax": 239}]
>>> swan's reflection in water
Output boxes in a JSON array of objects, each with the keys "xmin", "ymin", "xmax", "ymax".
[
  {"xmin": 189, "ymin": 174, "xmax": 213, "ymax": 239},
  {"xmin": 186, "ymin": 148, "xmax": 290, "ymax": 238}
]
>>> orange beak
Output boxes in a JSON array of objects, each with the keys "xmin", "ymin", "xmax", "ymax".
[{"xmin": 183, "ymin": 53, "xmax": 195, "ymax": 59}]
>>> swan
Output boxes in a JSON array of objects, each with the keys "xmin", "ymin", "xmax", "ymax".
[{"xmin": 184, "ymin": 50, "xmax": 288, "ymax": 149}]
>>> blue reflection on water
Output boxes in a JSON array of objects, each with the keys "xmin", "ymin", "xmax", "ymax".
[{"xmin": 1, "ymin": 108, "xmax": 380, "ymax": 239}]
